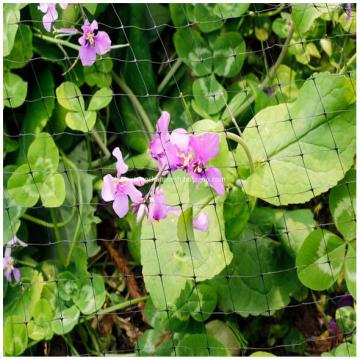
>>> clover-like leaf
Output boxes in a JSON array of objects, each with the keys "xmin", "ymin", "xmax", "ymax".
[
  {"xmin": 194, "ymin": 4, "xmax": 223, "ymax": 33},
  {"xmin": 4, "ymin": 71, "xmax": 28, "ymax": 108},
  {"xmin": 65, "ymin": 110, "xmax": 97, "ymax": 132},
  {"xmin": 88, "ymin": 87, "xmax": 113, "ymax": 111},
  {"xmin": 344, "ymin": 242, "xmax": 356, "ymax": 299},
  {"xmin": 177, "ymin": 334, "xmax": 230, "ymax": 356},
  {"xmin": 296, "ymin": 229, "xmax": 346, "ymax": 291},
  {"xmin": 4, "ymin": 315, "xmax": 28, "ymax": 356},
  {"xmin": 28, "ymin": 299, "xmax": 54, "ymax": 341},
  {"xmin": 52, "ymin": 305, "xmax": 80, "ymax": 335},
  {"xmin": 56, "ymin": 81, "xmax": 85, "ymax": 112}
]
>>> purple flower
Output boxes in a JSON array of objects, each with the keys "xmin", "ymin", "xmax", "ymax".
[
  {"xmin": 38, "ymin": 3, "xmax": 68, "ymax": 32},
  {"xmin": 336, "ymin": 294, "xmax": 353, "ymax": 308},
  {"xmin": 78, "ymin": 20, "xmax": 111, "ymax": 66},
  {"xmin": 147, "ymin": 187, "xmax": 180, "ymax": 222},
  {"xmin": 188, "ymin": 133, "xmax": 225, "ymax": 195},
  {"xmin": 193, "ymin": 212, "xmax": 208, "ymax": 232},
  {"xmin": 346, "ymin": 3, "xmax": 352, "ymax": 22},
  {"xmin": 150, "ymin": 112, "xmax": 191, "ymax": 172},
  {"xmin": 329, "ymin": 319, "xmax": 340, "ymax": 336},
  {"xmin": 3, "ymin": 256, "xmax": 20, "ymax": 283},
  {"xmin": 101, "ymin": 147, "xmax": 145, "ymax": 218}
]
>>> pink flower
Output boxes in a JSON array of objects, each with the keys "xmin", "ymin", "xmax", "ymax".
[
  {"xmin": 3, "ymin": 256, "xmax": 20, "ymax": 283},
  {"xmin": 147, "ymin": 187, "xmax": 180, "ymax": 222},
  {"xmin": 150, "ymin": 112, "xmax": 191, "ymax": 172},
  {"xmin": 38, "ymin": 3, "xmax": 68, "ymax": 32},
  {"xmin": 78, "ymin": 20, "xmax": 111, "ymax": 66},
  {"xmin": 101, "ymin": 148, "xmax": 145, "ymax": 218},
  {"xmin": 193, "ymin": 212, "xmax": 209, "ymax": 232},
  {"xmin": 346, "ymin": 3, "xmax": 352, "ymax": 22},
  {"xmin": 188, "ymin": 133, "xmax": 225, "ymax": 195}
]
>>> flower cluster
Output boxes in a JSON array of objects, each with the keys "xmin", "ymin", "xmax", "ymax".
[
  {"xmin": 101, "ymin": 112, "xmax": 225, "ymax": 230},
  {"xmin": 38, "ymin": 3, "xmax": 111, "ymax": 66},
  {"xmin": 3, "ymin": 236, "xmax": 27, "ymax": 283}
]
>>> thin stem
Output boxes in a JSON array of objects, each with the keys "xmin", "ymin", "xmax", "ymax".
[
  {"xmin": 110, "ymin": 44, "xmax": 130, "ymax": 50},
  {"xmin": 226, "ymin": 132, "xmax": 255, "ymax": 174},
  {"xmin": 34, "ymin": 33, "xmax": 80, "ymax": 51},
  {"xmin": 21, "ymin": 208, "xmax": 75, "ymax": 229},
  {"xmin": 251, "ymin": 3, "xmax": 285, "ymax": 17},
  {"xmin": 50, "ymin": 208, "xmax": 65, "ymax": 263},
  {"xmin": 112, "ymin": 72, "xmax": 154, "ymax": 137},
  {"xmin": 158, "ymin": 58, "xmax": 182, "ymax": 93},
  {"xmin": 91, "ymin": 129, "xmax": 111, "ymax": 160},
  {"xmin": 144, "ymin": 163, "xmax": 167, "ymax": 202},
  {"xmin": 224, "ymin": 22, "xmax": 294, "ymax": 125}
]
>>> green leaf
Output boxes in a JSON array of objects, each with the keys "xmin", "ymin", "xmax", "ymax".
[
  {"xmin": 336, "ymin": 306, "xmax": 356, "ymax": 334},
  {"xmin": 193, "ymin": 75, "xmax": 227, "ymax": 115},
  {"xmin": 83, "ymin": 3, "xmax": 97, "ymax": 15},
  {"xmin": 65, "ymin": 110, "xmax": 97, "ymax": 132},
  {"xmin": 141, "ymin": 172, "xmax": 232, "ymax": 310},
  {"xmin": 296, "ymin": 229, "xmax": 346, "ymax": 291},
  {"xmin": 88, "ymin": 87, "xmax": 113, "ymax": 111},
  {"xmin": 169, "ymin": 4, "xmax": 187, "ymax": 26},
  {"xmin": 188, "ymin": 283, "xmax": 217, "ymax": 322},
  {"xmin": 52, "ymin": 305, "xmax": 80, "ymax": 335},
  {"xmin": 56, "ymin": 81, "xmax": 85, "ymax": 112},
  {"xmin": 272, "ymin": 17, "xmax": 292, "ymax": 38},
  {"xmin": 213, "ymin": 32, "xmax": 246, "ymax": 78},
  {"xmin": 329, "ymin": 169, "xmax": 356, "ymax": 241},
  {"xmin": 344, "ymin": 242, "xmax": 356, "ymax": 299},
  {"xmin": 250, "ymin": 207, "xmax": 316, "ymax": 257},
  {"xmin": 292, "ymin": 4, "xmax": 329, "ymax": 34},
  {"xmin": 3, "ymin": 4, "xmax": 23, "ymax": 56},
  {"xmin": 3, "ymin": 71, "xmax": 27, "ymax": 108},
  {"xmin": 4, "ymin": 315, "xmax": 28, "ymax": 356},
  {"xmin": 27, "ymin": 299, "xmax": 54, "ymax": 341},
  {"xmin": 4, "ymin": 24, "xmax": 33, "ymax": 69},
  {"xmin": 58, "ymin": 271, "xmax": 80, "ymax": 302},
  {"xmin": 250, "ymin": 351, "xmax": 276, "ymax": 357},
  {"xmin": 274, "ymin": 64, "xmax": 298, "ymax": 101},
  {"xmin": 236, "ymin": 73, "xmax": 356, "ymax": 205},
  {"xmin": 211, "ymin": 224, "xmax": 301, "ymax": 316},
  {"xmin": 213, "ymin": 4, "xmax": 249, "ymax": 18},
  {"xmin": 173, "ymin": 28, "xmax": 213, "ymax": 77},
  {"xmin": 177, "ymin": 334, "xmax": 230, "ymax": 356},
  {"xmin": 73, "ymin": 273, "xmax": 106, "ymax": 314},
  {"xmin": 194, "ymin": 4, "xmax": 223, "ymax": 33},
  {"xmin": 224, "ymin": 186, "xmax": 254, "ymax": 241}
]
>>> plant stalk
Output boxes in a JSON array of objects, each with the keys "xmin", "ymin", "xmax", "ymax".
[
  {"xmin": 226, "ymin": 132, "xmax": 255, "ymax": 173},
  {"xmin": 157, "ymin": 58, "xmax": 182, "ymax": 93},
  {"xmin": 22, "ymin": 208, "xmax": 75, "ymax": 229}
]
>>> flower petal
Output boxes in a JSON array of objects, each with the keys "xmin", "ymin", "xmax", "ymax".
[
  {"xmin": 101, "ymin": 174, "xmax": 115, "ymax": 201},
  {"xmin": 190, "ymin": 133, "xmax": 219, "ymax": 164},
  {"xmin": 5, "ymin": 269, "xmax": 12, "ymax": 282},
  {"xmin": 13, "ymin": 268, "xmax": 21, "ymax": 282},
  {"xmin": 122, "ymin": 181, "xmax": 143, "ymax": 203},
  {"xmin": 79, "ymin": 44, "xmax": 97, "ymax": 66},
  {"xmin": 90, "ymin": 20, "xmax": 98, "ymax": 32},
  {"xmin": 156, "ymin": 111, "xmax": 170, "ymax": 135},
  {"xmin": 59, "ymin": 3, "xmax": 68, "ymax": 10},
  {"xmin": 193, "ymin": 212, "xmax": 209, "ymax": 232},
  {"xmin": 204, "ymin": 167, "xmax": 224, "ymax": 195},
  {"xmin": 94, "ymin": 31, "xmax": 111, "ymax": 55},
  {"xmin": 42, "ymin": 5, "xmax": 58, "ymax": 32},
  {"xmin": 113, "ymin": 193, "xmax": 129, "ymax": 218},
  {"xmin": 112, "ymin": 147, "xmax": 128, "ymax": 177},
  {"xmin": 170, "ymin": 128, "xmax": 190, "ymax": 152}
]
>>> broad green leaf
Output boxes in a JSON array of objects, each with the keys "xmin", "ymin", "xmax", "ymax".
[
  {"xmin": 221, "ymin": 92, "xmax": 247, "ymax": 120},
  {"xmin": 344, "ymin": 242, "xmax": 356, "ymax": 299},
  {"xmin": 3, "ymin": 4, "xmax": 23, "ymax": 56},
  {"xmin": 236, "ymin": 73, "xmax": 356, "ymax": 205},
  {"xmin": 329, "ymin": 169, "xmax": 356, "ymax": 240},
  {"xmin": 213, "ymin": 4, "xmax": 249, "ymax": 18},
  {"xmin": 4, "ymin": 315, "xmax": 28, "ymax": 356},
  {"xmin": 65, "ymin": 110, "xmax": 97, "ymax": 132},
  {"xmin": 211, "ymin": 224, "xmax": 301, "ymax": 316},
  {"xmin": 224, "ymin": 186, "xmax": 255, "ymax": 241},
  {"xmin": 3, "ymin": 71, "xmax": 27, "ymax": 108},
  {"xmin": 83, "ymin": 3, "xmax": 97, "ymax": 14},
  {"xmin": 56, "ymin": 81, "xmax": 85, "ymax": 112},
  {"xmin": 40, "ymin": 173, "xmax": 66, "ymax": 207},
  {"xmin": 169, "ymin": 4, "xmax": 187, "ymax": 26},
  {"xmin": 296, "ymin": 230, "xmax": 346, "ymax": 291},
  {"xmin": 274, "ymin": 64, "xmax": 298, "ymax": 100},
  {"xmin": 213, "ymin": 32, "xmax": 246, "ymax": 78},
  {"xmin": 73, "ymin": 273, "xmax": 106, "ymax": 314},
  {"xmin": 28, "ymin": 133, "xmax": 59, "ymax": 172},
  {"xmin": 193, "ymin": 75, "xmax": 227, "ymax": 115},
  {"xmin": 27, "ymin": 299, "xmax": 54, "ymax": 341},
  {"xmin": 141, "ymin": 172, "xmax": 232, "ymax": 310},
  {"xmin": 291, "ymin": 4, "xmax": 329, "ymax": 34},
  {"xmin": 4, "ymin": 24, "xmax": 33, "ymax": 69},
  {"xmin": 177, "ymin": 334, "xmax": 230, "ymax": 356},
  {"xmin": 188, "ymin": 283, "xmax": 217, "ymax": 322},
  {"xmin": 194, "ymin": 4, "xmax": 223, "ymax": 33},
  {"xmin": 136, "ymin": 329, "xmax": 173, "ymax": 356},
  {"xmin": 251, "ymin": 207, "xmax": 315, "ymax": 257},
  {"xmin": 88, "ymin": 87, "xmax": 113, "ymax": 111},
  {"xmin": 336, "ymin": 306, "xmax": 356, "ymax": 334},
  {"xmin": 52, "ymin": 305, "xmax": 80, "ymax": 335},
  {"xmin": 173, "ymin": 28, "xmax": 213, "ymax": 77}
]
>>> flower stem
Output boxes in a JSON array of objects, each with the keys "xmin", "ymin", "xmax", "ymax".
[
  {"xmin": 226, "ymin": 132, "xmax": 255, "ymax": 173},
  {"xmin": 157, "ymin": 58, "xmax": 182, "ymax": 93},
  {"xmin": 340, "ymin": 53, "xmax": 356, "ymax": 74},
  {"xmin": 34, "ymin": 33, "xmax": 81, "ymax": 51},
  {"xmin": 21, "ymin": 208, "xmax": 76, "ymax": 228},
  {"xmin": 223, "ymin": 22, "xmax": 294, "ymax": 125},
  {"xmin": 91, "ymin": 129, "xmax": 111, "ymax": 160},
  {"xmin": 112, "ymin": 72, "xmax": 154, "ymax": 138}
]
